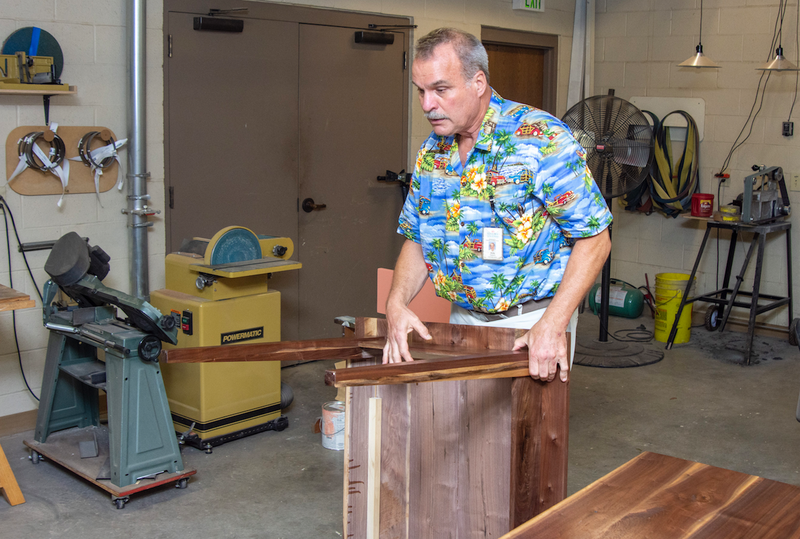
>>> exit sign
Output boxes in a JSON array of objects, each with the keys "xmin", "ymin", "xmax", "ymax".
[{"xmin": 513, "ymin": 0, "xmax": 544, "ymax": 11}]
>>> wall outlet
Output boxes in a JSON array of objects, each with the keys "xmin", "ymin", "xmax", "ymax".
[
  {"xmin": 784, "ymin": 121, "xmax": 794, "ymax": 137},
  {"xmin": 791, "ymin": 173, "xmax": 800, "ymax": 191}
]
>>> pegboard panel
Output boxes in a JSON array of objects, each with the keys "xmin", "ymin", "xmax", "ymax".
[{"xmin": 5, "ymin": 125, "xmax": 121, "ymax": 196}]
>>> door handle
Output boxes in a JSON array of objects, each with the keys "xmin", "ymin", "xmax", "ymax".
[{"xmin": 302, "ymin": 198, "xmax": 327, "ymax": 213}]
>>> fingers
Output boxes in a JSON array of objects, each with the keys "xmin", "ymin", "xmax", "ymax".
[
  {"xmin": 383, "ymin": 307, "xmax": 427, "ymax": 363},
  {"xmin": 519, "ymin": 328, "xmax": 568, "ymax": 383}
]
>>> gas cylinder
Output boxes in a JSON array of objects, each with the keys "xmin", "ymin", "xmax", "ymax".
[{"xmin": 588, "ymin": 281, "xmax": 644, "ymax": 318}]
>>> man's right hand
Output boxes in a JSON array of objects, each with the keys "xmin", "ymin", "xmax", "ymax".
[{"xmin": 382, "ymin": 304, "xmax": 432, "ymax": 363}]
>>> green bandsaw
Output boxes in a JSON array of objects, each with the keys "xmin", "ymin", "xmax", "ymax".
[{"xmin": 25, "ymin": 232, "xmax": 196, "ymax": 509}]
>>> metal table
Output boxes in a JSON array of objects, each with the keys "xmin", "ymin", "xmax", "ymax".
[{"xmin": 665, "ymin": 218, "xmax": 794, "ymax": 364}]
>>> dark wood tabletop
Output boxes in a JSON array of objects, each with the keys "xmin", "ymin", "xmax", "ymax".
[{"xmin": 501, "ymin": 451, "xmax": 800, "ymax": 539}]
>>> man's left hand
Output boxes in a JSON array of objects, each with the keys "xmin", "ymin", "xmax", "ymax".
[{"xmin": 512, "ymin": 318, "xmax": 569, "ymax": 382}]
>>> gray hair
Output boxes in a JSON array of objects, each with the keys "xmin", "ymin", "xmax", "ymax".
[{"xmin": 415, "ymin": 28, "xmax": 490, "ymax": 84}]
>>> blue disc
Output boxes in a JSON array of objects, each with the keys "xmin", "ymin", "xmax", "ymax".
[
  {"xmin": 2, "ymin": 27, "xmax": 64, "ymax": 79},
  {"xmin": 209, "ymin": 228, "xmax": 262, "ymax": 265}
]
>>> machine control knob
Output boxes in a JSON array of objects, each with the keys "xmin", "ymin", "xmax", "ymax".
[
  {"xmin": 195, "ymin": 274, "xmax": 215, "ymax": 290},
  {"xmin": 160, "ymin": 313, "xmax": 177, "ymax": 331},
  {"xmin": 302, "ymin": 198, "xmax": 327, "ymax": 213},
  {"xmin": 138, "ymin": 335, "xmax": 162, "ymax": 362},
  {"xmin": 272, "ymin": 245, "xmax": 287, "ymax": 257}
]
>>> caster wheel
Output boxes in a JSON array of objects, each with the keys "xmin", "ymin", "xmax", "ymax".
[
  {"xmin": 114, "ymin": 498, "xmax": 127, "ymax": 509},
  {"xmin": 30, "ymin": 450, "xmax": 40, "ymax": 464},
  {"xmin": 203, "ymin": 445, "xmax": 213, "ymax": 455},
  {"xmin": 274, "ymin": 416, "xmax": 289, "ymax": 432},
  {"xmin": 790, "ymin": 318, "xmax": 800, "ymax": 347},
  {"xmin": 704, "ymin": 306, "xmax": 722, "ymax": 331},
  {"xmin": 176, "ymin": 478, "xmax": 189, "ymax": 489}
]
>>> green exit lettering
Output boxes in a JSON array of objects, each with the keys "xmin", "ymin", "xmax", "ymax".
[{"xmin": 512, "ymin": 0, "xmax": 544, "ymax": 12}]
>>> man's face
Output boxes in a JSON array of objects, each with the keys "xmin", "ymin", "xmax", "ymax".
[{"xmin": 411, "ymin": 43, "xmax": 486, "ymax": 139}]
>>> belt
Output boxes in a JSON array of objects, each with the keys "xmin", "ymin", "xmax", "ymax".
[{"xmin": 468, "ymin": 297, "xmax": 552, "ymax": 322}]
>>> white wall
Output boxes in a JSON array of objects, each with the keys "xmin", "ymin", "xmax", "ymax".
[
  {"xmin": 0, "ymin": 0, "xmax": 576, "ymax": 418},
  {"xmin": 596, "ymin": 0, "xmax": 800, "ymax": 329}
]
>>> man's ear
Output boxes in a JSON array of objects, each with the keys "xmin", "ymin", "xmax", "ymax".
[{"xmin": 473, "ymin": 70, "xmax": 489, "ymax": 97}]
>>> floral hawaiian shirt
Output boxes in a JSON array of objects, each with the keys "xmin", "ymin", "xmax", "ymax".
[{"xmin": 397, "ymin": 90, "xmax": 612, "ymax": 314}]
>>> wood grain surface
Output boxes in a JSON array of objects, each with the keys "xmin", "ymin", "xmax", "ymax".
[
  {"xmin": 0, "ymin": 284, "xmax": 35, "ymax": 312},
  {"xmin": 502, "ymin": 451, "xmax": 800, "ymax": 539},
  {"xmin": 344, "ymin": 318, "xmax": 569, "ymax": 539},
  {"xmin": 160, "ymin": 336, "xmax": 384, "ymax": 363}
]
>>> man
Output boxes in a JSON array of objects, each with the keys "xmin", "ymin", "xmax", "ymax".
[{"xmin": 384, "ymin": 28, "xmax": 611, "ymax": 383}]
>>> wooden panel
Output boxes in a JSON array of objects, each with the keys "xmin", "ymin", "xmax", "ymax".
[
  {"xmin": 5, "ymin": 126, "xmax": 119, "ymax": 196},
  {"xmin": 502, "ymin": 452, "xmax": 800, "ymax": 539},
  {"xmin": 161, "ymin": 336, "xmax": 384, "ymax": 364},
  {"xmin": 344, "ymin": 318, "xmax": 568, "ymax": 539},
  {"xmin": 509, "ymin": 374, "xmax": 569, "ymax": 528},
  {"xmin": 326, "ymin": 351, "xmax": 529, "ymax": 387},
  {"xmin": 375, "ymin": 384, "xmax": 409, "ymax": 539},
  {"xmin": 459, "ymin": 378, "xmax": 513, "ymax": 537}
]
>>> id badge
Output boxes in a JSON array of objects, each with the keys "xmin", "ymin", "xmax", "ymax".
[{"xmin": 482, "ymin": 227, "xmax": 503, "ymax": 261}]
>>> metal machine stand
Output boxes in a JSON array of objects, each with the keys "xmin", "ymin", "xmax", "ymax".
[{"xmin": 665, "ymin": 219, "xmax": 796, "ymax": 364}]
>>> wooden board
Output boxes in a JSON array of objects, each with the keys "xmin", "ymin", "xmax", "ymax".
[
  {"xmin": 502, "ymin": 451, "xmax": 800, "ymax": 539},
  {"xmin": 344, "ymin": 318, "xmax": 569, "ymax": 539},
  {"xmin": 0, "ymin": 284, "xmax": 35, "ymax": 312},
  {"xmin": 6, "ymin": 125, "xmax": 120, "ymax": 196}
]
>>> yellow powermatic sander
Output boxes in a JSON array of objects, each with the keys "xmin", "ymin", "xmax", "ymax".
[{"xmin": 150, "ymin": 226, "xmax": 300, "ymax": 453}]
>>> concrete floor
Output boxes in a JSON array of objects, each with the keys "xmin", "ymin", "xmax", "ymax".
[{"xmin": 2, "ymin": 312, "xmax": 800, "ymax": 538}]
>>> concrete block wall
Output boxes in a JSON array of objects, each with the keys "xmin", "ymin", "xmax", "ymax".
[
  {"xmin": 596, "ymin": 0, "xmax": 800, "ymax": 328},
  {"xmin": 0, "ymin": 0, "xmax": 576, "ymax": 419}
]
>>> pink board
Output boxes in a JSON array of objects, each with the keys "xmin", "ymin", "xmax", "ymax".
[{"xmin": 376, "ymin": 268, "xmax": 451, "ymax": 323}]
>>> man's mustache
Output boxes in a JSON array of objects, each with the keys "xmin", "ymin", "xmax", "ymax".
[{"xmin": 425, "ymin": 111, "xmax": 450, "ymax": 121}]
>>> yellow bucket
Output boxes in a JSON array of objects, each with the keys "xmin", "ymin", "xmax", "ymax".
[{"xmin": 654, "ymin": 273, "xmax": 694, "ymax": 344}]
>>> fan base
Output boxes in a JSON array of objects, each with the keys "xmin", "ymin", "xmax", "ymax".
[{"xmin": 573, "ymin": 336, "xmax": 664, "ymax": 368}]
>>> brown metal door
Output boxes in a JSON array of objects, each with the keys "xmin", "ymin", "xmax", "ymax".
[
  {"xmin": 165, "ymin": 12, "xmax": 301, "ymax": 338},
  {"xmin": 297, "ymin": 25, "xmax": 407, "ymax": 339}
]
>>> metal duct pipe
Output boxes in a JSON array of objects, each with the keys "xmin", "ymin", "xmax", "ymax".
[{"xmin": 126, "ymin": 0, "xmax": 150, "ymax": 298}]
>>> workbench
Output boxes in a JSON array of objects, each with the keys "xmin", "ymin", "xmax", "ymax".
[
  {"xmin": 665, "ymin": 218, "xmax": 794, "ymax": 363},
  {"xmin": 0, "ymin": 284, "xmax": 34, "ymax": 507},
  {"xmin": 502, "ymin": 451, "xmax": 800, "ymax": 538}
]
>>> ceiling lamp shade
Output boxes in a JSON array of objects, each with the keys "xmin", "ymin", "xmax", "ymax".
[
  {"xmin": 757, "ymin": 46, "xmax": 799, "ymax": 71},
  {"xmin": 679, "ymin": 44, "xmax": 721, "ymax": 68},
  {"xmin": 678, "ymin": 0, "xmax": 720, "ymax": 69}
]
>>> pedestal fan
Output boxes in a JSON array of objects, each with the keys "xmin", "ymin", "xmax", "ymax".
[{"xmin": 562, "ymin": 90, "xmax": 663, "ymax": 367}]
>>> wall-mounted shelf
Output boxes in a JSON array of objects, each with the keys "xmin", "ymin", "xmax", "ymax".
[
  {"xmin": 0, "ymin": 86, "xmax": 76, "ymax": 124},
  {"xmin": 0, "ymin": 85, "xmax": 77, "ymax": 96}
]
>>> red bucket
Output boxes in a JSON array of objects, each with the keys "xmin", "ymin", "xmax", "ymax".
[{"xmin": 691, "ymin": 193, "xmax": 714, "ymax": 217}]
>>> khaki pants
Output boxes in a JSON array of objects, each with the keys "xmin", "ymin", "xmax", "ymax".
[{"xmin": 449, "ymin": 303, "xmax": 578, "ymax": 369}]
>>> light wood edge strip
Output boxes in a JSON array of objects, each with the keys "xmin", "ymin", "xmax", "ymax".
[
  {"xmin": 366, "ymin": 397, "xmax": 382, "ymax": 539},
  {"xmin": 0, "ymin": 298, "xmax": 36, "ymax": 312}
]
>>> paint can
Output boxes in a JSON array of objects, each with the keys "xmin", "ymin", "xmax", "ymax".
[{"xmin": 321, "ymin": 401, "xmax": 345, "ymax": 451}]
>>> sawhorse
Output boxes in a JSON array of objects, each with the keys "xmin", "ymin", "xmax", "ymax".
[{"xmin": 0, "ymin": 443, "xmax": 25, "ymax": 506}]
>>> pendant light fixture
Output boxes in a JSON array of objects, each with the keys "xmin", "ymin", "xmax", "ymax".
[
  {"xmin": 757, "ymin": 0, "xmax": 798, "ymax": 71},
  {"xmin": 678, "ymin": 0, "xmax": 720, "ymax": 68}
]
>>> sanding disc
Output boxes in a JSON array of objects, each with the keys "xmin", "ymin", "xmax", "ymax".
[
  {"xmin": 209, "ymin": 227, "xmax": 262, "ymax": 265},
  {"xmin": 2, "ymin": 27, "xmax": 64, "ymax": 79}
]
